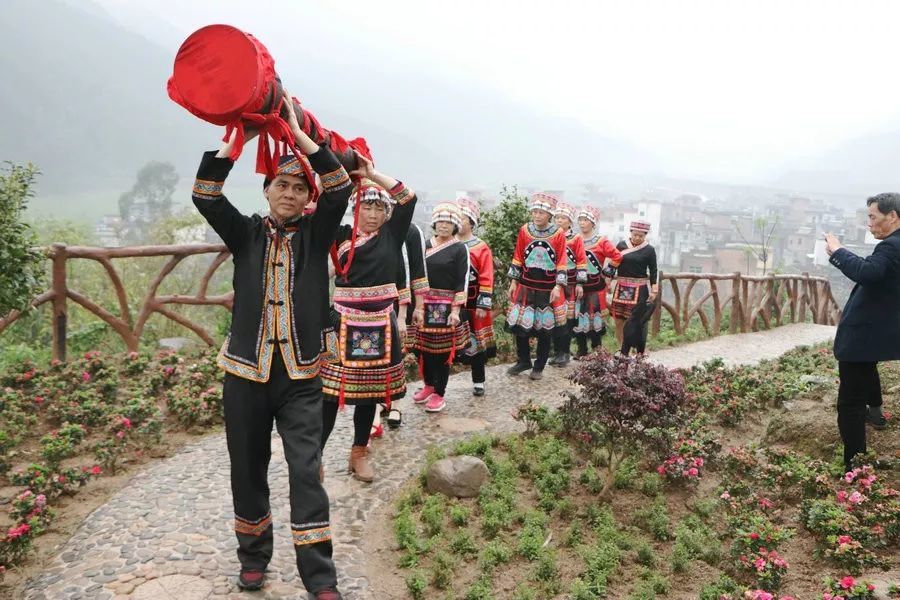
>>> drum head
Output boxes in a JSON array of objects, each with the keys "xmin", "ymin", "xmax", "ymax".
[{"xmin": 170, "ymin": 24, "xmax": 268, "ymax": 124}]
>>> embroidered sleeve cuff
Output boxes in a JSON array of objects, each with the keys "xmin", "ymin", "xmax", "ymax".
[
  {"xmin": 453, "ymin": 291, "xmax": 467, "ymax": 306},
  {"xmin": 193, "ymin": 151, "xmax": 234, "ymax": 198},
  {"xmin": 411, "ymin": 277, "xmax": 429, "ymax": 292},
  {"xmin": 576, "ymin": 269, "xmax": 588, "ymax": 284},
  {"xmin": 555, "ymin": 272, "xmax": 568, "ymax": 286},
  {"xmin": 507, "ymin": 264, "xmax": 522, "ymax": 280},
  {"xmin": 476, "ymin": 292, "xmax": 493, "ymax": 309},
  {"xmin": 601, "ymin": 265, "xmax": 617, "ymax": 278},
  {"xmin": 389, "ymin": 182, "xmax": 415, "ymax": 206},
  {"xmin": 307, "ymin": 145, "xmax": 351, "ymax": 193},
  {"xmin": 398, "ymin": 287, "xmax": 411, "ymax": 304}
]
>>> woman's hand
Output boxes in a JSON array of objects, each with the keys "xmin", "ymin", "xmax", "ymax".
[
  {"xmin": 413, "ymin": 308, "xmax": 425, "ymax": 327},
  {"xmin": 349, "ymin": 152, "xmax": 376, "ymax": 181},
  {"xmin": 449, "ymin": 310, "xmax": 461, "ymax": 327}
]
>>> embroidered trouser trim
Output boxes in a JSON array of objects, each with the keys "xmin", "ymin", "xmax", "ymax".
[{"xmin": 224, "ymin": 353, "xmax": 336, "ymax": 593}]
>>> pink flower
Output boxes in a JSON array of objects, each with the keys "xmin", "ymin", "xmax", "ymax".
[
  {"xmin": 687, "ymin": 467, "xmax": 699, "ymax": 477},
  {"xmin": 754, "ymin": 557, "xmax": 767, "ymax": 572},
  {"xmin": 836, "ymin": 490, "xmax": 848, "ymax": 503},
  {"xmin": 844, "ymin": 471, "xmax": 857, "ymax": 483},
  {"xmin": 34, "ymin": 395, "xmax": 44, "ymax": 405},
  {"xmin": 35, "ymin": 494, "xmax": 46, "ymax": 508},
  {"xmin": 848, "ymin": 491, "xmax": 865, "ymax": 505},
  {"xmin": 120, "ymin": 417, "xmax": 132, "ymax": 429},
  {"xmin": 837, "ymin": 535, "xmax": 852, "ymax": 545},
  {"xmin": 720, "ymin": 491, "xmax": 731, "ymax": 500},
  {"xmin": 839, "ymin": 576, "xmax": 855, "ymax": 590},
  {"xmin": 657, "ymin": 465, "xmax": 666, "ymax": 475},
  {"xmin": 867, "ymin": 584, "xmax": 875, "ymax": 591},
  {"xmin": 82, "ymin": 371, "xmax": 91, "ymax": 382},
  {"xmin": 91, "ymin": 465, "xmax": 102, "ymax": 475},
  {"xmin": 116, "ymin": 430, "xmax": 125, "ymax": 439},
  {"xmin": 749, "ymin": 532, "xmax": 760, "ymax": 540},
  {"xmin": 758, "ymin": 497, "xmax": 775, "ymax": 509},
  {"xmin": 693, "ymin": 457, "xmax": 705, "ymax": 467}
]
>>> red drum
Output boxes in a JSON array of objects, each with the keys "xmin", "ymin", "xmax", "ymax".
[{"xmin": 167, "ymin": 24, "xmax": 371, "ymax": 175}]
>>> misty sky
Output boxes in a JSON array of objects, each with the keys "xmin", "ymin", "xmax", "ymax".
[{"xmin": 96, "ymin": 0, "xmax": 900, "ymax": 184}]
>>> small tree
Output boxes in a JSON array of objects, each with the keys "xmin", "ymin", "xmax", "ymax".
[
  {"xmin": 734, "ymin": 216, "xmax": 779, "ymax": 275},
  {"xmin": 561, "ymin": 349, "xmax": 686, "ymax": 500},
  {"xmin": 478, "ymin": 185, "xmax": 528, "ymax": 306},
  {"xmin": 118, "ymin": 161, "xmax": 179, "ymax": 244},
  {"xmin": 0, "ymin": 163, "xmax": 44, "ymax": 316}
]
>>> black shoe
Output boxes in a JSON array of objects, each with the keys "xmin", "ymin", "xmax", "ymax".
[
  {"xmin": 507, "ymin": 362, "xmax": 532, "ymax": 376},
  {"xmin": 867, "ymin": 406, "xmax": 888, "ymax": 430},
  {"xmin": 238, "ymin": 569, "xmax": 265, "ymax": 591},
  {"xmin": 529, "ymin": 369, "xmax": 544, "ymax": 381},
  {"xmin": 473, "ymin": 386, "xmax": 485, "ymax": 397},
  {"xmin": 547, "ymin": 353, "xmax": 560, "ymax": 366},
  {"xmin": 554, "ymin": 353, "xmax": 570, "ymax": 367}
]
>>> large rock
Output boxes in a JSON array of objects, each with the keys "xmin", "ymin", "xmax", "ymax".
[{"xmin": 426, "ymin": 456, "xmax": 490, "ymax": 498}]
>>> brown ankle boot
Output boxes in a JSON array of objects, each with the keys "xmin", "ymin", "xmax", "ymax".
[{"xmin": 348, "ymin": 446, "xmax": 374, "ymax": 482}]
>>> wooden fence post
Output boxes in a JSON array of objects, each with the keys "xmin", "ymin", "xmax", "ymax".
[
  {"xmin": 729, "ymin": 272, "xmax": 741, "ymax": 334},
  {"xmin": 651, "ymin": 271, "xmax": 663, "ymax": 337},
  {"xmin": 51, "ymin": 243, "xmax": 68, "ymax": 362}
]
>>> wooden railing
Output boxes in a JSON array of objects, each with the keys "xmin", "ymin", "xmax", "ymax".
[
  {"xmin": 650, "ymin": 271, "xmax": 842, "ymax": 337},
  {"xmin": 0, "ymin": 244, "xmax": 842, "ymax": 362},
  {"xmin": 0, "ymin": 243, "xmax": 233, "ymax": 361}
]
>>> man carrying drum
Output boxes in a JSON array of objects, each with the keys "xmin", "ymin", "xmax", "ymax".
[{"xmin": 192, "ymin": 92, "xmax": 349, "ymax": 599}]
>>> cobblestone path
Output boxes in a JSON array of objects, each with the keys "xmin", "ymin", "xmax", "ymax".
[{"xmin": 22, "ymin": 324, "xmax": 835, "ymax": 599}]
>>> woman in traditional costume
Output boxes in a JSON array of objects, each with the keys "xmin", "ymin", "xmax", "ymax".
[
  {"xmin": 412, "ymin": 203, "xmax": 470, "ymax": 412},
  {"xmin": 610, "ymin": 219, "xmax": 658, "ymax": 356},
  {"xmin": 548, "ymin": 201, "xmax": 587, "ymax": 367},
  {"xmin": 319, "ymin": 158, "xmax": 417, "ymax": 483},
  {"xmin": 505, "ymin": 192, "xmax": 568, "ymax": 380},
  {"xmin": 456, "ymin": 198, "xmax": 495, "ymax": 396},
  {"xmin": 573, "ymin": 206, "xmax": 622, "ymax": 357}
]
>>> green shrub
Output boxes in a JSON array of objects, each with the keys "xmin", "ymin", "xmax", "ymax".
[
  {"xmin": 430, "ymin": 551, "xmax": 455, "ymax": 590},
  {"xmin": 478, "ymin": 540, "xmax": 512, "ymax": 574},
  {"xmin": 405, "ymin": 570, "xmax": 427, "ymax": 600},
  {"xmin": 633, "ymin": 496, "xmax": 670, "ymax": 541},
  {"xmin": 449, "ymin": 530, "xmax": 477, "ymax": 557}
]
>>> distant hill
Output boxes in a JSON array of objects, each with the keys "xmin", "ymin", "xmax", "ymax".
[{"xmin": 1, "ymin": 0, "xmax": 659, "ymax": 221}]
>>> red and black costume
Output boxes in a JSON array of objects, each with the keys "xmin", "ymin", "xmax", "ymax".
[
  {"xmin": 574, "ymin": 206, "xmax": 622, "ymax": 355},
  {"xmin": 611, "ymin": 220, "xmax": 658, "ymax": 355},
  {"xmin": 319, "ymin": 180, "xmax": 416, "ymax": 452},
  {"xmin": 506, "ymin": 192, "xmax": 568, "ymax": 374},
  {"xmin": 456, "ymin": 198, "xmax": 495, "ymax": 390},
  {"xmin": 192, "ymin": 145, "xmax": 350, "ymax": 593},
  {"xmin": 550, "ymin": 201, "xmax": 587, "ymax": 363},
  {"xmin": 414, "ymin": 203, "xmax": 470, "ymax": 406}
]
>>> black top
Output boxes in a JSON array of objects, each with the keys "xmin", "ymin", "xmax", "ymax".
[
  {"xmin": 396, "ymin": 224, "xmax": 429, "ymax": 304},
  {"xmin": 830, "ymin": 229, "xmax": 900, "ymax": 362},
  {"xmin": 333, "ymin": 188, "xmax": 417, "ymax": 291},
  {"xmin": 615, "ymin": 241, "xmax": 658, "ymax": 283},
  {"xmin": 192, "ymin": 145, "xmax": 351, "ymax": 374},
  {"xmin": 424, "ymin": 237, "xmax": 469, "ymax": 301}
]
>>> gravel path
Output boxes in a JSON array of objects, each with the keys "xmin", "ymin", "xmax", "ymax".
[{"xmin": 21, "ymin": 324, "xmax": 836, "ymax": 600}]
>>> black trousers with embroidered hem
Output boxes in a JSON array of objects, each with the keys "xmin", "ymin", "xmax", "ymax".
[
  {"xmin": 223, "ymin": 354, "xmax": 336, "ymax": 594},
  {"xmin": 837, "ymin": 361, "xmax": 883, "ymax": 472}
]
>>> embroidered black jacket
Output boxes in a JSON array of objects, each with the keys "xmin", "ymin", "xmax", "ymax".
[{"xmin": 192, "ymin": 145, "xmax": 352, "ymax": 382}]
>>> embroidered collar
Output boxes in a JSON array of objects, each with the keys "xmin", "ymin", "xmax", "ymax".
[
  {"xmin": 621, "ymin": 239, "xmax": 649, "ymax": 256},
  {"xmin": 461, "ymin": 236, "xmax": 482, "ymax": 249},
  {"xmin": 337, "ymin": 230, "xmax": 379, "ymax": 259},
  {"xmin": 264, "ymin": 215, "xmax": 301, "ymax": 240},
  {"xmin": 527, "ymin": 223, "xmax": 558, "ymax": 238},
  {"xmin": 427, "ymin": 237, "xmax": 457, "ymax": 257}
]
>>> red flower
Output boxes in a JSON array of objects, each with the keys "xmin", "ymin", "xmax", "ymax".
[
  {"xmin": 839, "ymin": 576, "xmax": 855, "ymax": 590},
  {"xmin": 90, "ymin": 465, "xmax": 102, "ymax": 475},
  {"xmin": 82, "ymin": 372, "xmax": 91, "ymax": 382},
  {"xmin": 749, "ymin": 532, "xmax": 760, "ymax": 540}
]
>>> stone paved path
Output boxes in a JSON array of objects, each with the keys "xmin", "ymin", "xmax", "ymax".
[{"xmin": 21, "ymin": 324, "xmax": 836, "ymax": 600}]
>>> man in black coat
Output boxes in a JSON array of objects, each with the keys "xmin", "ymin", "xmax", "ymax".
[{"xmin": 826, "ymin": 192, "xmax": 900, "ymax": 472}]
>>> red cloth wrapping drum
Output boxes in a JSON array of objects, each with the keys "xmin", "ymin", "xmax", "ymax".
[{"xmin": 168, "ymin": 24, "xmax": 371, "ymax": 176}]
